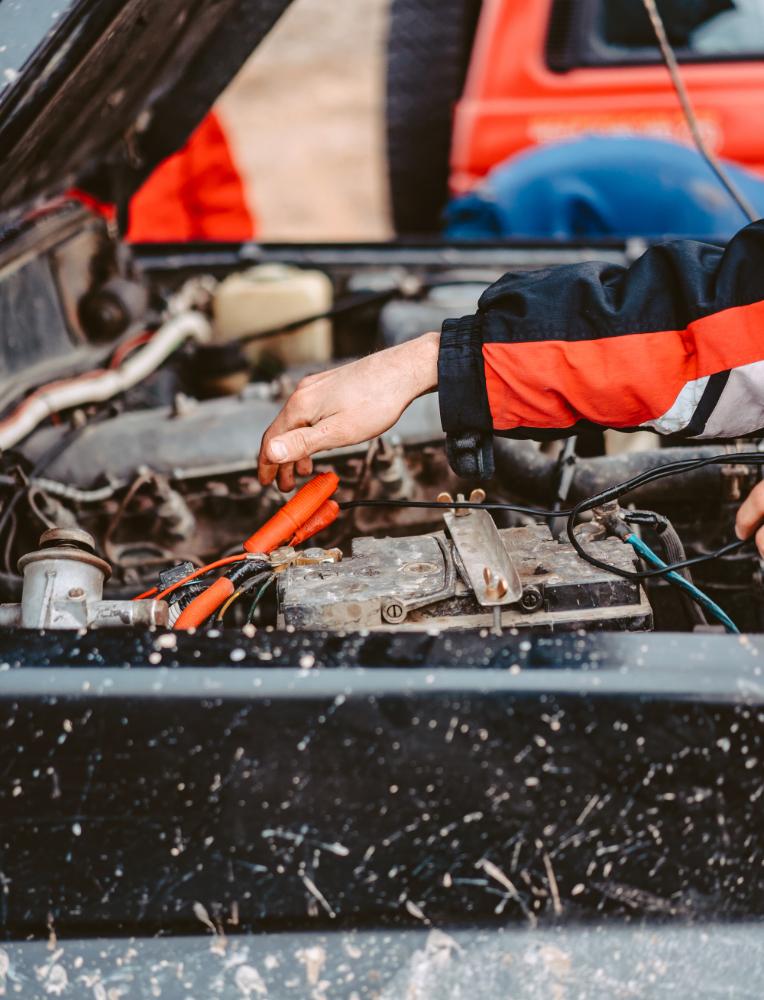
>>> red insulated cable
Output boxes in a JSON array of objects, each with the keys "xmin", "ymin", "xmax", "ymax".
[
  {"xmin": 289, "ymin": 499, "xmax": 340, "ymax": 546},
  {"xmin": 146, "ymin": 473, "xmax": 341, "ymax": 627},
  {"xmin": 243, "ymin": 472, "xmax": 339, "ymax": 554},
  {"xmin": 109, "ymin": 330, "xmax": 154, "ymax": 369},
  {"xmin": 174, "ymin": 576, "xmax": 235, "ymax": 630}
]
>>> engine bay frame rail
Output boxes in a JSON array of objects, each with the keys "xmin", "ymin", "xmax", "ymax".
[
  {"xmin": 131, "ymin": 238, "xmax": 644, "ymax": 278},
  {"xmin": 0, "ymin": 627, "xmax": 758, "ymax": 687},
  {"xmin": 0, "ymin": 631, "xmax": 762, "ymax": 937}
]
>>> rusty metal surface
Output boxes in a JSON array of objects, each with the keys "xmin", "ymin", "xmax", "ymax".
[{"xmin": 279, "ymin": 523, "xmax": 649, "ymax": 631}]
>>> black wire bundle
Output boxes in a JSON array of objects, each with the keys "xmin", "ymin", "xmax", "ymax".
[
  {"xmin": 563, "ymin": 452, "xmax": 761, "ymax": 582},
  {"xmin": 341, "ymin": 451, "xmax": 764, "ymax": 582}
]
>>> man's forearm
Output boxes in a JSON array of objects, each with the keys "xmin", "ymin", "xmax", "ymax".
[{"xmin": 437, "ymin": 219, "xmax": 764, "ymax": 464}]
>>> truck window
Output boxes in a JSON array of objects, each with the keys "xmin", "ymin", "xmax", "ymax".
[
  {"xmin": 547, "ymin": 0, "xmax": 764, "ymax": 71},
  {"xmin": 0, "ymin": 0, "xmax": 76, "ymax": 99}
]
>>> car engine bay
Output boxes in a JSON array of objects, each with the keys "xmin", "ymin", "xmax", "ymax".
[{"xmin": 1, "ymin": 203, "xmax": 762, "ymax": 638}]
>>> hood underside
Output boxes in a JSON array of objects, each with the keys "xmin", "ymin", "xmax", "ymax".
[{"xmin": 0, "ymin": 0, "xmax": 293, "ymax": 217}]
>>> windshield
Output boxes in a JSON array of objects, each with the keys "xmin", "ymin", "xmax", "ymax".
[
  {"xmin": 0, "ymin": 0, "xmax": 74, "ymax": 98},
  {"xmin": 600, "ymin": 0, "xmax": 764, "ymax": 60},
  {"xmin": 693, "ymin": 0, "xmax": 764, "ymax": 54}
]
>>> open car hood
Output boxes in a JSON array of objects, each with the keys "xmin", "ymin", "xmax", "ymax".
[{"xmin": 0, "ymin": 0, "xmax": 293, "ymax": 217}]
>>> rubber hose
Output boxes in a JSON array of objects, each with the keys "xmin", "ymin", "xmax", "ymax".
[
  {"xmin": 657, "ymin": 519, "xmax": 708, "ymax": 627},
  {"xmin": 493, "ymin": 439, "xmax": 732, "ymax": 505}
]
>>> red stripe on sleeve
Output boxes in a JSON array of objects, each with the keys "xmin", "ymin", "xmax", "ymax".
[{"xmin": 483, "ymin": 297, "xmax": 764, "ymax": 431}]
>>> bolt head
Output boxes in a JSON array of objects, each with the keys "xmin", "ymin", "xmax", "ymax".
[
  {"xmin": 383, "ymin": 601, "xmax": 405, "ymax": 623},
  {"xmin": 520, "ymin": 586, "xmax": 543, "ymax": 613}
]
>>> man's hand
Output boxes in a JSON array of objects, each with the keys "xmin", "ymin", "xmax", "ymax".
[
  {"xmin": 258, "ymin": 332, "xmax": 440, "ymax": 491},
  {"xmin": 736, "ymin": 480, "xmax": 764, "ymax": 556}
]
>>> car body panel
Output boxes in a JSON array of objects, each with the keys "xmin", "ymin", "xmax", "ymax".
[
  {"xmin": 451, "ymin": 0, "xmax": 764, "ymax": 194},
  {"xmin": 1, "ymin": 628, "xmax": 763, "ymax": 936}
]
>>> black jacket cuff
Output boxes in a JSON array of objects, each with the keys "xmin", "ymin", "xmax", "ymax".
[{"xmin": 438, "ymin": 315, "xmax": 495, "ymax": 479}]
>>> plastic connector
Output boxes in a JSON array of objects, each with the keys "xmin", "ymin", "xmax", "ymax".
[
  {"xmin": 243, "ymin": 472, "xmax": 339, "ymax": 554},
  {"xmin": 289, "ymin": 499, "xmax": 340, "ymax": 546},
  {"xmin": 173, "ymin": 576, "xmax": 235, "ymax": 630}
]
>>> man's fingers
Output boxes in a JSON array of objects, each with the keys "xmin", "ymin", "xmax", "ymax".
[
  {"xmin": 277, "ymin": 462, "xmax": 296, "ymax": 494},
  {"xmin": 257, "ymin": 406, "xmax": 307, "ymax": 486},
  {"xmin": 278, "ymin": 458, "xmax": 313, "ymax": 493},
  {"xmin": 736, "ymin": 481, "xmax": 764, "ymax": 539},
  {"xmin": 266, "ymin": 421, "xmax": 342, "ymax": 465},
  {"xmin": 257, "ymin": 452, "xmax": 279, "ymax": 487}
]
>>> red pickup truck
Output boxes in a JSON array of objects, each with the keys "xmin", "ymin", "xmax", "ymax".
[{"xmin": 387, "ymin": 0, "xmax": 764, "ymax": 232}]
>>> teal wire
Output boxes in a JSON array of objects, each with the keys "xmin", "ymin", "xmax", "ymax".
[{"xmin": 626, "ymin": 533, "xmax": 740, "ymax": 634}]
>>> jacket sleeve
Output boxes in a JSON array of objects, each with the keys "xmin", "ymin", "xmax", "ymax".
[{"xmin": 438, "ymin": 219, "xmax": 764, "ymax": 476}]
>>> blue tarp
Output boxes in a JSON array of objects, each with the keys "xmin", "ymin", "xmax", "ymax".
[{"xmin": 444, "ymin": 136, "xmax": 764, "ymax": 240}]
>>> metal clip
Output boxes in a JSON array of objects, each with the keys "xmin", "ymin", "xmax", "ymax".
[
  {"xmin": 443, "ymin": 492, "xmax": 522, "ymax": 606},
  {"xmin": 269, "ymin": 546, "xmax": 342, "ymax": 573}
]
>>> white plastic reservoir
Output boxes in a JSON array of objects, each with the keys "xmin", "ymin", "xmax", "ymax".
[{"xmin": 212, "ymin": 263, "xmax": 333, "ymax": 367}]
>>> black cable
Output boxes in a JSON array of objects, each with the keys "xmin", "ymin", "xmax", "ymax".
[
  {"xmin": 236, "ymin": 289, "xmax": 402, "ymax": 346},
  {"xmin": 565, "ymin": 452, "xmax": 764, "ymax": 582},
  {"xmin": 225, "ymin": 561, "xmax": 271, "ymax": 587},
  {"xmin": 343, "ymin": 496, "xmax": 750, "ymax": 579},
  {"xmin": 5, "ymin": 434, "xmax": 760, "ymax": 594},
  {"xmin": 571, "ymin": 451, "xmax": 764, "ymax": 510},
  {"xmin": 339, "ymin": 498, "xmax": 570, "ymax": 518},
  {"xmin": 343, "ymin": 451, "xmax": 764, "ymax": 583},
  {"xmin": 247, "ymin": 574, "xmax": 277, "ymax": 624},
  {"xmin": 218, "ymin": 570, "xmax": 275, "ymax": 624},
  {"xmin": 577, "ymin": 534, "xmax": 748, "ymax": 582}
]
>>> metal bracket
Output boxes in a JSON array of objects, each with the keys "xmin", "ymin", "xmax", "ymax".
[
  {"xmin": 442, "ymin": 492, "xmax": 522, "ymax": 607},
  {"xmin": 380, "ymin": 535, "xmax": 456, "ymax": 624}
]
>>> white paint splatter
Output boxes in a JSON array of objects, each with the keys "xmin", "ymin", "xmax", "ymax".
[
  {"xmin": 476, "ymin": 858, "xmax": 537, "ymax": 927},
  {"xmin": 43, "ymin": 963, "xmax": 68, "ymax": 995},
  {"xmin": 193, "ymin": 901, "xmax": 216, "ymax": 933},
  {"xmin": 297, "ymin": 945, "xmax": 327, "ymax": 987},
  {"xmin": 234, "ymin": 963, "xmax": 267, "ymax": 996},
  {"xmin": 404, "ymin": 899, "xmax": 428, "ymax": 923},
  {"xmin": 302, "ymin": 876, "xmax": 335, "ymax": 918}
]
